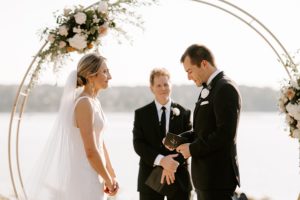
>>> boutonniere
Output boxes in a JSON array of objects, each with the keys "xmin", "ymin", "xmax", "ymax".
[
  {"xmin": 201, "ymin": 88, "xmax": 210, "ymax": 99},
  {"xmin": 171, "ymin": 107, "xmax": 180, "ymax": 119}
]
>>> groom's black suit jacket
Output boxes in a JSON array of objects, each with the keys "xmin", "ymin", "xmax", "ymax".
[
  {"xmin": 133, "ymin": 101, "xmax": 192, "ymax": 194},
  {"xmin": 182, "ymin": 72, "xmax": 241, "ymax": 191}
]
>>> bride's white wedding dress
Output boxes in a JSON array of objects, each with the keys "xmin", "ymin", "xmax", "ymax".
[
  {"xmin": 67, "ymin": 96, "xmax": 106, "ymax": 200},
  {"xmin": 25, "ymin": 71, "xmax": 107, "ymax": 200}
]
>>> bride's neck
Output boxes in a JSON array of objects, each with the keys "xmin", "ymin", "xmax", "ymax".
[{"xmin": 82, "ymin": 87, "xmax": 99, "ymax": 98}]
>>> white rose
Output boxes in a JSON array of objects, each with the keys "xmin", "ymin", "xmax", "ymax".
[
  {"xmin": 74, "ymin": 12, "xmax": 87, "ymax": 25},
  {"xmin": 172, "ymin": 107, "xmax": 180, "ymax": 116},
  {"xmin": 294, "ymin": 112, "xmax": 300, "ymax": 121},
  {"xmin": 286, "ymin": 103, "xmax": 297, "ymax": 117},
  {"xmin": 201, "ymin": 88, "xmax": 210, "ymax": 99},
  {"xmin": 73, "ymin": 27, "xmax": 82, "ymax": 34},
  {"xmin": 292, "ymin": 104, "xmax": 300, "ymax": 120},
  {"xmin": 292, "ymin": 129, "xmax": 300, "ymax": 139},
  {"xmin": 59, "ymin": 41, "xmax": 66, "ymax": 48},
  {"xmin": 59, "ymin": 25, "xmax": 69, "ymax": 36},
  {"xmin": 68, "ymin": 34, "xmax": 87, "ymax": 50},
  {"xmin": 47, "ymin": 34, "xmax": 55, "ymax": 43},
  {"xmin": 98, "ymin": 1, "xmax": 108, "ymax": 13}
]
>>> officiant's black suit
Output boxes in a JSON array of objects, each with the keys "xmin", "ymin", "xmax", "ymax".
[
  {"xmin": 133, "ymin": 101, "xmax": 192, "ymax": 200},
  {"xmin": 182, "ymin": 72, "xmax": 241, "ymax": 200}
]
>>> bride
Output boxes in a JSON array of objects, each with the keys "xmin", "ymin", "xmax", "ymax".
[{"xmin": 26, "ymin": 53, "xmax": 118, "ymax": 200}]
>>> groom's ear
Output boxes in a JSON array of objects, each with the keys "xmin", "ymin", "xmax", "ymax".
[{"xmin": 202, "ymin": 60, "xmax": 209, "ymax": 68}]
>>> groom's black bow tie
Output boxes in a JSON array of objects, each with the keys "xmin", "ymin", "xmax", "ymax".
[{"xmin": 202, "ymin": 83, "xmax": 207, "ymax": 88}]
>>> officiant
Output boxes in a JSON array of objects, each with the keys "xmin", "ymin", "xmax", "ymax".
[{"xmin": 132, "ymin": 68, "xmax": 192, "ymax": 200}]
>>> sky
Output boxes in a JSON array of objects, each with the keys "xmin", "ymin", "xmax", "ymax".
[{"xmin": 0, "ymin": 0, "xmax": 299, "ymax": 89}]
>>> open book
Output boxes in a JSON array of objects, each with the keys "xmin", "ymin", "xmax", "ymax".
[{"xmin": 163, "ymin": 132, "xmax": 189, "ymax": 149}]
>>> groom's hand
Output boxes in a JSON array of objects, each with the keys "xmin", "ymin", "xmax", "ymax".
[
  {"xmin": 176, "ymin": 143, "xmax": 191, "ymax": 159},
  {"xmin": 160, "ymin": 169, "xmax": 175, "ymax": 185},
  {"xmin": 159, "ymin": 154, "xmax": 179, "ymax": 173}
]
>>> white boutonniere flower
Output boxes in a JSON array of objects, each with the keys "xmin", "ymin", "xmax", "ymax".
[
  {"xmin": 172, "ymin": 107, "xmax": 180, "ymax": 116},
  {"xmin": 201, "ymin": 88, "xmax": 210, "ymax": 99}
]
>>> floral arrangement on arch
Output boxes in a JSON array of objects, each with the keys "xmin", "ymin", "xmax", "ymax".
[
  {"xmin": 28, "ymin": 0, "xmax": 156, "ymax": 89},
  {"xmin": 43, "ymin": 2, "xmax": 114, "ymax": 58},
  {"xmin": 278, "ymin": 50, "xmax": 300, "ymax": 139}
]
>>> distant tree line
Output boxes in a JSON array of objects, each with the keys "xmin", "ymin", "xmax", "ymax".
[{"xmin": 0, "ymin": 84, "xmax": 279, "ymax": 112}]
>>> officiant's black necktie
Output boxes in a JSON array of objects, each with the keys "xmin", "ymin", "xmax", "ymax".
[{"xmin": 160, "ymin": 106, "xmax": 166, "ymax": 138}]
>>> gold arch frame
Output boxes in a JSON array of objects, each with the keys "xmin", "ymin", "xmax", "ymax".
[{"xmin": 7, "ymin": 0, "xmax": 295, "ymax": 199}]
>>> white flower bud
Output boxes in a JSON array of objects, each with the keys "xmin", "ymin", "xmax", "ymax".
[
  {"xmin": 47, "ymin": 34, "xmax": 55, "ymax": 43},
  {"xmin": 59, "ymin": 25, "xmax": 69, "ymax": 36},
  {"xmin": 74, "ymin": 12, "xmax": 87, "ymax": 25},
  {"xmin": 59, "ymin": 41, "xmax": 66, "ymax": 48}
]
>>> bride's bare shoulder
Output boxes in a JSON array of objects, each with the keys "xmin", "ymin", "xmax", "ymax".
[{"xmin": 75, "ymin": 96, "xmax": 93, "ymax": 113}]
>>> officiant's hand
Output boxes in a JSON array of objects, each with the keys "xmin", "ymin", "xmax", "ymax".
[
  {"xmin": 159, "ymin": 154, "xmax": 179, "ymax": 173},
  {"xmin": 161, "ymin": 169, "xmax": 175, "ymax": 185},
  {"xmin": 177, "ymin": 143, "xmax": 191, "ymax": 159}
]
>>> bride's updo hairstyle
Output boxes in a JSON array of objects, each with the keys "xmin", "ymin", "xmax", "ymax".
[{"xmin": 76, "ymin": 53, "xmax": 105, "ymax": 88}]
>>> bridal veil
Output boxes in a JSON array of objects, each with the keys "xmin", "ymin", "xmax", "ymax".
[{"xmin": 25, "ymin": 70, "xmax": 81, "ymax": 200}]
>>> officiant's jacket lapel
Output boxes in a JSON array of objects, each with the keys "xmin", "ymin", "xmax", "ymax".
[
  {"xmin": 133, "ymin": 100, "xmax": 192, "ymax": 194},
  {"xmin": 190, "ymin": 71, "xmax": 241, "ymax": 190}
]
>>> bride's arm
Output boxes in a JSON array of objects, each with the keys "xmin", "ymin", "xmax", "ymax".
[
  {"xmin": 75, "ymin": 99, "xmax": 114, "ymax": 190},
  {"xmin": 103, "ymin": 142, "xmax": 119, "ymax": 195},
  {"xmin": 103, "ymin": 142, "xmax": 116, "ymax": 178}
]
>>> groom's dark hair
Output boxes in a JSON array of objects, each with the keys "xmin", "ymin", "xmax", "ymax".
[{"xmin": 180, "ymin": 44, "xmax": 216, "ymax": 67}]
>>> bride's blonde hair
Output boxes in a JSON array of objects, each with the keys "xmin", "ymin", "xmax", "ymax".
[{"xmin": 76, "ymin": 53, "xmax": 105, "ymax": 88}]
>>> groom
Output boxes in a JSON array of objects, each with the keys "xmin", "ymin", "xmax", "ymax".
[
  {"xmin": 133, "ymin": 68, "xmax": 192, "ymax": 200},
  {"xmin": 176, "ymin": 44, "xmax": 241, "ymax": 200}
]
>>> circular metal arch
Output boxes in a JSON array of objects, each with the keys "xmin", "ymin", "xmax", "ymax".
[{"xmin": 7, "ymin": 0, "xmax": 295, "ymax": 199}]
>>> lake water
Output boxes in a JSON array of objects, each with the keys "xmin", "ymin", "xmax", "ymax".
[{"xmin": 0, "ymin": 112, "xmax": 299, "ymax": 200}]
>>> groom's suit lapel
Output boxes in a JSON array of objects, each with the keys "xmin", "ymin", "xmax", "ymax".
[{"xmin": 193, "ymin": 71, "xmax": 225, "ymax": 118}]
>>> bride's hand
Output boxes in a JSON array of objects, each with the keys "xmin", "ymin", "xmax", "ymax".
[
  {"xmin": 109, "ymin": 179, "xmax": 119, "ymax": 196},
  {"xmin": 104, "ymin": 178, "xmax": 114, "ymax": 194},
  {"xmin": 104, "ymin": 178, "xmax": 119, "ymax": 196}
]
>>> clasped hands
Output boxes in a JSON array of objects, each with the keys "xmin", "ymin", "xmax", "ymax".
[
  {"xmin": 104, "ymin": 177, "xmax": 119, "ymax": 196},
  {"xmin": 159, "ymin": 154, "xmax": 179, "ymax": 185}
]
